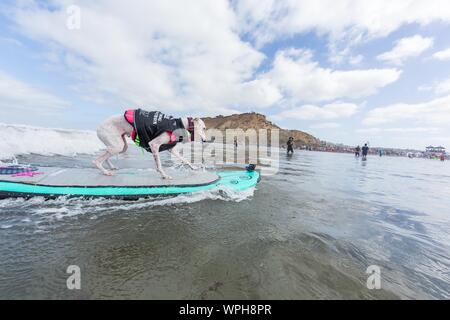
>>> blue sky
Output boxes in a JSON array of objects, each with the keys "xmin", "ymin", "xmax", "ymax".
[{"xmin": 1, "ymin": 0, "xmax": 450, "ymax": 150}]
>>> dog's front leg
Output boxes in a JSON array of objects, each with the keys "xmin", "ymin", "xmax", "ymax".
[
  {"xmin": 170, "ymin": 148, "xmax": 196, "ymax": 170},
  {"xmin": 120, "ymin": 134, "xmax": 128, "ymax": 154},
  {"xmin": 149, "ymin": 134, "xmax": 172, "ymax": 179}
]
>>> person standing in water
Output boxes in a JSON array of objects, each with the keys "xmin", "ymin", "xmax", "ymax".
[
  {"xmin": 355, "ymin": 145, "xmax": 361, "ymax": 157},
  {"xmin": 362, "ymin": 143, "xmax": 369, "ymax": 160},
  {"xmin": 287, "ymin": 137, "xmax": 295, "ymax": 155}
]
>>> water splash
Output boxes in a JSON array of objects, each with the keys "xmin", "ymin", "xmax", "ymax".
[{"xmin": 0, "ymin": 186, "xmax": 255, "ymax": 229}]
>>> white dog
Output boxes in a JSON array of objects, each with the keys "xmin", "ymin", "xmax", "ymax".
[{"xmin": 93, "ymin": 109, "xmax": 206, "ymax": 179}]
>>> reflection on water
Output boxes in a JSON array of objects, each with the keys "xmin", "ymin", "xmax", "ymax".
[{"xmin": 0, "ymin": 150, "xmax": 449, "ymax": 299}]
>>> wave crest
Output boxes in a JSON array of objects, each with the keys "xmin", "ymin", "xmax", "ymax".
[{"xmin": 0, "ymin": 123, "xmax": 103, "ymax": 160}]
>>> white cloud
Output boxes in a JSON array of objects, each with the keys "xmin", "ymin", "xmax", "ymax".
[
  {"xmin": 433, "ymin": 47, "xmax": 450, "ymax": 61},
  {"xmin": 310, "ymin": 122, "xmax": 341, "ymax": 129},
  {"xmin": 434, "ymin": 79, "xmax": 450, "ymax": 95},
  {"xmin": 377, "ymin": 35, "xmax": 434, "ymax": 65},
  {"xmin": 234, "ymin": 0, "xmax": 450, "ymax": 65},
  {"xmin": 349, "ymin": 55, "xmax": 364, "ymax": 66},
  {"xmin": 354, "ymin": 127, "xmax": 446, "ymax": 150},
  {"xmin": 357, "ymin": 127, "xmax": 440, "ymax": 134},
  {"xmin": 418, "ymin": 85, "xmax": 433, "ymax": 92},
  {"xmin": 234, "ymin": 0, "xmax": 450, "ymax": 46},
  {"xmin": 419, "ymin": 78, "xmax": 450, "ymax": 95},
  {"xmin": 263, "ymin": 49, "xmax": 400, "ymax": 103},
  {"xmin": 8, "ymin": 1, "xmax": 403, "ymax": 115},
  {"xmin": 363, "ymin": 95, "xmax": 450, "ymax": 126},
  {"xmin": 235, "ymin": 78, "xmax": 282, "ymax": 109},
  {"xmin": 0, "ymin": 71, "xmax": 68, "ymax": 111},
  {"xmin": 273, "ymin": 102, "xmax": 358, "ymax": 121},
  {"xmin": 10, "ymin": 0, "xmax": 273, "ymax": 114},
  {"xmin": 0, "ymin": 36, "xmax": 24, "ymax": 47}
]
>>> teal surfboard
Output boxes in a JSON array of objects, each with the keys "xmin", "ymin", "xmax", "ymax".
[{"xmin": 0, "ymin": 166, "xmax": 260, "ymax": 199}]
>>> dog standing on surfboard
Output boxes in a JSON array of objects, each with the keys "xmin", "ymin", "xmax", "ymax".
[{"xmin": 93, "ymin": 109, "xmax": 207, "ymax": 179}]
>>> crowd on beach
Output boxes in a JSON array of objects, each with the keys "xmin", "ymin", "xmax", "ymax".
[{"xmin": 281, "ymin": 139, "xmax": 447, "ymax": 161}]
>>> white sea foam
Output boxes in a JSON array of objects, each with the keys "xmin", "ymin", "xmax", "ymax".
[
  {"xmin": 0, "ymin": 123, "xmax": 103, "ymax": 160},
  {"xmin": 0, "ymin": 186, "xmax": 255, "ymax": 228}
]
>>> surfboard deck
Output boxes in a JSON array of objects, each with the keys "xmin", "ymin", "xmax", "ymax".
[{"xmin": 0, "ymin": 166, "xmax": 260, "ymax": 199}]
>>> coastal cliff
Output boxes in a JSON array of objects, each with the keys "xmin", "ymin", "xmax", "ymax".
[{"xmin": 202, "ymin": 112, "xmax": 320, "ymax": 146}]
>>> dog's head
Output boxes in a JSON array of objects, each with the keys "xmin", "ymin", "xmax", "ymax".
[{"xmin": 187, "ymin": 117, "xmax": 207, "ymax": 142}]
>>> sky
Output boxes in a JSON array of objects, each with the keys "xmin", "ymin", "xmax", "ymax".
[{"xmin": 1, "ymin": 0, "xmax": 450, "ymax": 150}]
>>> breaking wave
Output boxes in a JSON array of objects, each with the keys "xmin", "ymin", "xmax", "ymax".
[{"xmin": 0, "ymin": 123, "xmax": 103, "ymax": 160}]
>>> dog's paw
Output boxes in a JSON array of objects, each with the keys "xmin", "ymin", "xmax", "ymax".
[
  {"xmin": 103, "ymin": 170, "xmax": 116, "ymax": 176},
  {"xmin": 162, "ymin": 175, "xmax": 173, "ymax": 180}
]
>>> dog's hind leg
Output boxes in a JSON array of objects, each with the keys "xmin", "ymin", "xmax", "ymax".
[
  {"xmin": 106, "ymin": 158, "xmax": 118, "ymax": 170},
  {"xmin": 94, "ymin": 127, "xmax": 125, "ymax": 176},
  {"xmin": 105, "ymin": 134, "xmax": 128, "ymax": 170},
  {"xmin": 93, "ymin": 151, "xmax": 116, "ymax": 176}
]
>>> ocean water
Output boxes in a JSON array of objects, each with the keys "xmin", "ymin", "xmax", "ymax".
[{"xmin": 0, "ymin": 125, "xmax": 449, "ymax": 299}]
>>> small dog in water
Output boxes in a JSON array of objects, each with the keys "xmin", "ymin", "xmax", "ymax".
[{"xmin": 93, "ymin": 109, "xmax": 207, "ymax": 179}]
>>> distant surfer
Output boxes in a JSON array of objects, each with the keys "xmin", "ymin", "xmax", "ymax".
[
  {"xmin": 93, "ymin": 109, "xmax": 207, "ymax": 179},
  {"xmin": 362, "ymin": 143, "xmax": 369, "ymax": 160},
  {"xmin": 287, "ymin": 137, "xmax": 294, "ymax": 155},
  {"xmin": 355, "ymin": 145, "xmax": 361, "ymax": 157}
]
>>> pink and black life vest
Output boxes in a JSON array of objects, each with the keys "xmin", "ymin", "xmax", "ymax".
[{"xmin": 124, "ymin": 109, "xmax": 191, "ymax": 153}]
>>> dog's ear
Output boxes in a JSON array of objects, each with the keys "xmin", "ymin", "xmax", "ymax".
[{"xmin": 193, "ymin": 118, "xmax": 205, "ymax": 127}]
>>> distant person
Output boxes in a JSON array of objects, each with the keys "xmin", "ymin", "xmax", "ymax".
[
  {"xmin": 362, "ymin": 143, "xmax": 369, "ymax": 160},
  {"xmin": 355, "ymin": 145, "xmax": 361, "ymax": 157},
  {"xmin": 379, "ymin": 150, "xmax": 383, "ymax": 157},
  {"xmin": 234, "ymin": 137, "xmax": 238, "ymax": 148},
  {"xmin": 440, "ymin": 153, "xmax": 445, "ymax": 161},
  {"xmin": 287, "ymin": 137, "xmax": 294, "ymax": 155}
]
